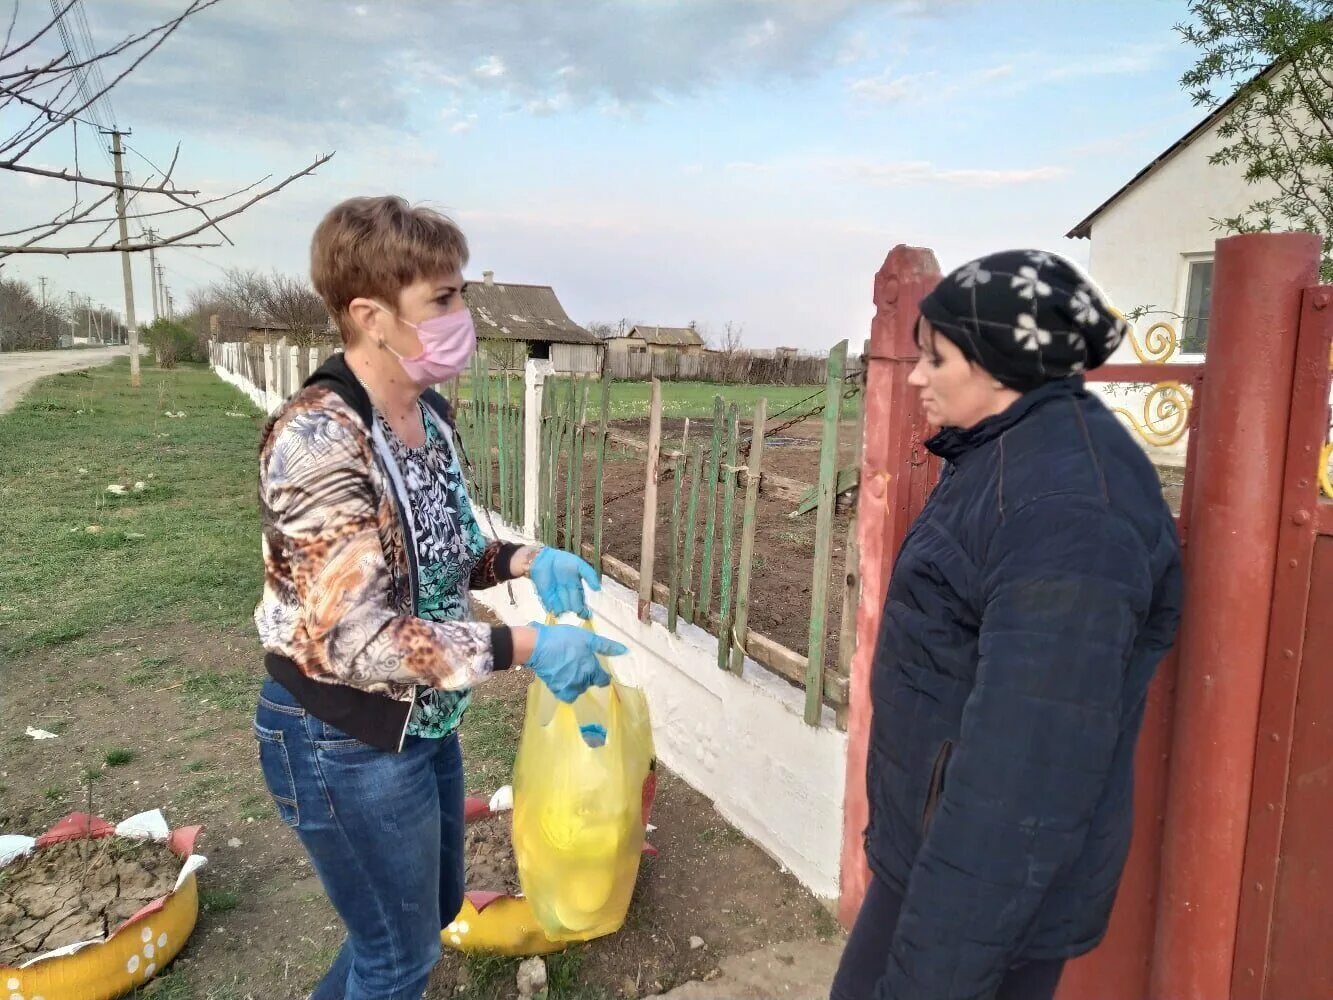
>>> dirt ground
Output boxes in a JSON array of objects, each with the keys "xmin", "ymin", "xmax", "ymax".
[
  {"xmin": 0, "ymin": 619, "xmax": 837, "ymax": 999},
  {"xmin": 551, "ymin": 415, "xmax": 856, "ymax": 677},
  {"xmin": 0, "ymin": 838, "xmax": 181, "ymax": 966}
]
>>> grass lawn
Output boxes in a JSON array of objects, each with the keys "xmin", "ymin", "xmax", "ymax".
[
  {"xmin": 456, "ymin": 376, "xmax": 853, "ymax": 423},
  {"xmin": 0, "ymin": 358, "xmax": 264, "ymax": 658}
]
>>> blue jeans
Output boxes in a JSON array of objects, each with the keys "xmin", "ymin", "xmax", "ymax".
[{"xmin": 253, "ymin": 677, "xmax": 466, "ymax": 1000}]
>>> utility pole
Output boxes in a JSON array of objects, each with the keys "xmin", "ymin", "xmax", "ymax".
[
  {"xmin": 68, "ymin": 290, "xmax": 77, "ymax": 343},
  {"xmin": 157, "ymin": 264, "xmax": 167, "ymax": 319},
  {"xmin": 38, "ymin": 275, "xmax": 48, "ymax": 342},
  {"xmin": 108, "ymin": 128, "xmax": 140, "ymax": 386},
  {"xmin": 147, "ymin": 229, "xmax": 160, "ymax": 323}
]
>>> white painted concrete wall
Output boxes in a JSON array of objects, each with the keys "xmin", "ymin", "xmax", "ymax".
[
  {"xmin": 475, "ymin": 517, "xmax": 848, "ymax": 901},
  {"xmin": 208, "ymin": 347, "xmax": 849, "ymax": 900}
]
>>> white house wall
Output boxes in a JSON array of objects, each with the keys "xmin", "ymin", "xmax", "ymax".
[{"xmin": 1079, "ymin": 92, "xmax": 1284, "ymax": 466}]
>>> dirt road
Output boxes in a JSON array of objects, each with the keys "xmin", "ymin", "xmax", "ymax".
[{"xmin": 0, "ymin": 347, "xmax": 129, "ymax": 414}]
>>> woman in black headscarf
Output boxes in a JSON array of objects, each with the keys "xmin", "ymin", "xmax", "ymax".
[{"xmin": 832, "ymin": 251, "xmax": 1183, "ymax": 1000}]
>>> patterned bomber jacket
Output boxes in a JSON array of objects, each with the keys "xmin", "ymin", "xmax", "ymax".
[{"xmin": 255, "ymin": 353, "xmax": 520, "ymax": 751}]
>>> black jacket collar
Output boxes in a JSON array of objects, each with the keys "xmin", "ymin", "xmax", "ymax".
[
  {"xmin": 304, "ymin": 351, "xmax": 453, "ymax": 429},
  {"xmin": 926, "ymin": 376, "xmax": 1085, "ymax": 463}
]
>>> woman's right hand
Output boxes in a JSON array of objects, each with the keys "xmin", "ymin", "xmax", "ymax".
[{"xmin": 518, "ymin": 623, "xmax": 627, "ymax": 703}]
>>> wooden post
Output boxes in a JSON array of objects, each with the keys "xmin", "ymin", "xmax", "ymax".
[
  {"xmin": 716, "ymin": 405, "xmax": 742, "ymax": 670},
  {"xmin": 638, "ymin": 379, "xmax": 663, "ymax": 621},
  {"xmin": 840, "ymin": 248, "xmax": 941, "ymax": 928},
  {"xmin": 666, "ymin": 420, "xmax": 691, "ymax": 632},
  {"xmin": 571, "ymin": 379, "xmax": 590, "ymax": 557},
  {"xmin": 729, "ymin": 398, "xmax": 768, "ymax": 675},
  {"xmin": 592, "ymin": 375, "xmax": 611, "ymax": 571},
  {"xmin": 681, "ymin": 440, "xmax": 705, "ymax": 623},
  {"xmin": 835, "ymin": 348, "xmax": 868, "ymax": 729},
  {"xmin": 523, "ymin": 360, "xmax": 554, "ymax": 538},
  {"xmin": 804, "ymin": 340, "xmax": 848, "ymax": 724},
  {"xmin": 698, "ymin": 396, "xmax": 725, "ymax": 620}
]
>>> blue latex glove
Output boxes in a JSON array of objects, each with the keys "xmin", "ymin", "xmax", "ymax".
[
  {"xmin": 579, "ymin": 724, "xmax": 608, "ymax": 748},
  {"xmin": 528, "ymin": 623, "xmax": 627, "ymax": 703},
  {"xmin": 530, "ymin": 547, "xmax": 601, "ymax": 619}
]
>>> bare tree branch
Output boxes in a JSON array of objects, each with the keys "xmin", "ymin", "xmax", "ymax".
[
  {"xmin": 0, "ymin": 152, "xmax": 334, "ymax": 258},
  {"xmin": 0, "ymin": 160, "xmax": 201, "ymax": 194},
  {"xmin": 0, "ymin": 0, "xmax": 77, "ymax": 67},
  {"xmin": 5, "ymin": 1, "xmax": 222, "ymax": 164},
  {"xmin": 0, "ymin": 1, "xmax": 333, "ymax": 262},
  {"xmin": 0, "ymin": 240, "xmax": 224, "ymax": 255},
  {"xmin": 0, "ymin": 177, "xmax": 266, "ymax": 237}
]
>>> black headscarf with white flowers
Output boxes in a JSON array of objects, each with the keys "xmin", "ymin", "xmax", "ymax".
[{"xmin": 918, "ymin": 249, "xmax": 1129, "ymax": 392}]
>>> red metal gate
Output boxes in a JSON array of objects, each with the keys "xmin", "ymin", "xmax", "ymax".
[{"xmin": 1233, "ymin": 281, "xmax": 1333, "ymax": 1000}]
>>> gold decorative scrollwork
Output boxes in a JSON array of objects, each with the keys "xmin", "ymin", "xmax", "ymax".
[
  {"xmin": 1112, "ymin": 381, "xmax": 1193, "ymax": 449},
  {"xmin": 1319, "ymin": 441, "xmax": 1333, "ymax": 500},
  {"xmin": 1108, "ymin": 308, "xmax": 1180, "ymax": 364}
]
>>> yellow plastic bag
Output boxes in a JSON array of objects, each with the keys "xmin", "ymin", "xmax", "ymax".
[{"xmin": 511, "ymin": 616, "xmax": 656, "ymax": 942}]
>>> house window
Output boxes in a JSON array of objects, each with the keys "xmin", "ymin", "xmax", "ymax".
[{"xmin": 1181, "ymin": 257, "xmax": 1213, "ymax": 354}]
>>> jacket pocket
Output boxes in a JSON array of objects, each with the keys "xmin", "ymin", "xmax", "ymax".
[
  {"xmin": 921, "ymin": 739, "xmax": 954, "ymax": 835},
  {"xmin": 254, "ymin": 723, "xmax": 300, "ymax": 828}
]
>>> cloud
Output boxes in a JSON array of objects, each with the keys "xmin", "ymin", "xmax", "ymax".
[
  {"xmin": 474, "ymin": 55, "xmax": 507, "ymax": 79},
  {"xmin": 450, "ymin": 116, "xmax": 478, "ymax": 135},
  {"xmin": 78, "ymin": 0, "xmax": 946, "ymax": 141},
  {"xmin": 848, "ymin": 63, "xmax": 1012, "ymax": 105},
  {"xmin": 848, "ymin": 70, "xmax": 934, "ymax": 104}
]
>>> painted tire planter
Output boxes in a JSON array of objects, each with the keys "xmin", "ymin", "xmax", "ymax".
[
  {"xmin": 0, "ymin": 810, "xmax": 207, "ymax": 1000},
  {"xmin": 441, "ymin": 794, "xmax": 657, "ymax": 957}
]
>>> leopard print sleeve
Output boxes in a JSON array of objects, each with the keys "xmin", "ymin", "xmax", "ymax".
[{"xmin": 257, "ymin": 397, "xmax": 495, "ymax": 691}]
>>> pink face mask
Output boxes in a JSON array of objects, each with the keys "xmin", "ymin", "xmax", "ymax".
[{"xmin": 375, "ymin": 303, "xmax": 477, "ymax": 386}]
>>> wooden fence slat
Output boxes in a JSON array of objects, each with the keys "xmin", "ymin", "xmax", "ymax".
[
  {"xmin": 592, "ymin": 376, "xmax": 611, "ymax": 572},
  {"xmin": 681, "ymin": 440, "xmax": 705, "ymax": 623},
  {"xmin": 571, "ymin": 379, "xmax": 590, "ymax": 558},
  {"xmin": 804, "ymin": 339, "xmax": 849, "ymax": 725},
  {"xmin": 698, "ymin": 396, "xmax": 725, "ymax": 620},
  {"xmin": 540, "ymin": 380, "xmax": 557, "ymax": 545},
  {"xmin": 716, "ymin": 405, "xmax": 742, "ymax": 670},
  {"xmin": 729, "ymin": 398, "xmax": 768, "ymax": 674},
  {"xmin": 637, "ymin": 379, "xmax": 663, "ymax": 621},
  {"xmin": 666, "ymin": 420, "xmax": 690, "ymax": 632},
  {"xmin": 561, "ymin": 377, "xmax": 578, "ymax": 546}
]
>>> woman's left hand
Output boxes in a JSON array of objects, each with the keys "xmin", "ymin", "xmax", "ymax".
[{"xmin": 528, "ymin": 547, "xmax": 601, "ymax": 619}]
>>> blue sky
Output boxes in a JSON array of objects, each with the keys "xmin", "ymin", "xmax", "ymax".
[{"xmin": 1, "ymin": 0, "xmax": 1207, "ymax": 349}]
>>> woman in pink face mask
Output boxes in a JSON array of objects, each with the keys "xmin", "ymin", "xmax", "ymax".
[{"xmin": 251, "ymin": 196, "xmax": 622, "ymax": 1000}]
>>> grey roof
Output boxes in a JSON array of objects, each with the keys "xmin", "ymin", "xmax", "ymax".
[
  {"xmin": 626, "ymin": 325, "xmax": 704, "ymax": 347},
  {"xmin": 1067, "ymin": 55, "xmax": 1285, "ymax": 239},
  {"xmin": 464, "ymin": 280, "xmax": 600, "ymax": 345}
]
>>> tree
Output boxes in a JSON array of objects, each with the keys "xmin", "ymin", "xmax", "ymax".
[
  {"xmin": 585, "ymin": 319, "xmax": 633, "ymax": 340},
  {"xmin": 261, "ymin": 272, "xmax": 329, "ymax": 346},
  {"xmin": 1178, "ymin": 1, "xmax": 1333, "ymax": 278},
  {"xmin": 0, "ymin": 1, "xmax": 333, "ymax": 259},
  {"xmin": 142, "ymin": 317, "xmax": 195, "ymax": 367},
  {"xmin": 0, "ymin": 277, "xmax": 58, "ymax": 349},
  {"xmin": 710, "ymin": 320, "xmax": 745, "ymax": 354}
]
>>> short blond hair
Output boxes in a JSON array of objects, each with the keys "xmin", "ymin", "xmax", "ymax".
[{"xmin": 310, "ymin": 196, "xmax": 469, "ymax": 342}]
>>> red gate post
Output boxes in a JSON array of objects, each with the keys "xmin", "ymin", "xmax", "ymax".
[
  {"xmin": 1151, "ymin": 232, "xmax": 1322, "ymax": 999},
  {"xmin": 839, "ymin": 245, "xmax": 941, "ymax": 927}
]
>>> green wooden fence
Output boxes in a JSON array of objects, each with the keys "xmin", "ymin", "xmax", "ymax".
[{"xmin": 532, "ymin": 340, "xmax": 861, "ymax": 727}]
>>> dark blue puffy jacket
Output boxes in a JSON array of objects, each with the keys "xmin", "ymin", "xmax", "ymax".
[{"xmin": 866, "ymin": 377, "xmax": 1182, "ymax": 999}]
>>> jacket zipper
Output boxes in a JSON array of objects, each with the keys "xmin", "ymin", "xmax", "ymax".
[
  {"xmin": 370, "ymin": 434, "xmax": 419, "ymax": 753},
  {"xmin": 921, "ymin": 739, "xmax": 954, "ymax": 835}
]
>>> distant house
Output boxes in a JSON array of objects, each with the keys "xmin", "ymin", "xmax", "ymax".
[
  {"xmin": 465, "ymin": 271, "xmax": 603, "ymax": 374},
  {"xmin": 612, "ymin": 324, "xmax": 706, "ymax": 358}
]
